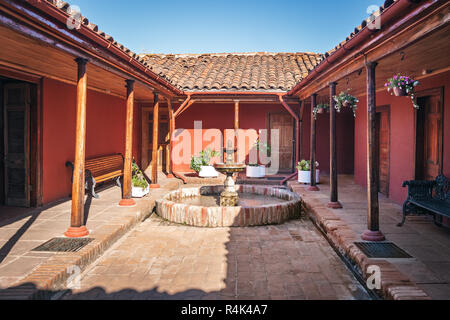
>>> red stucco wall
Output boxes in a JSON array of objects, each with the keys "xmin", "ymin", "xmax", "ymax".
[
  {"xmin": 172, "ymin": 102, "xmax": 298, "ymax": 172},
  {"xmin": 300, "ymin": 102, "xmax": 355, "ymax": 174},
  {"xmin": 354, "ymin": 71, "xmax": 450, "ymax": 205},
  {"xmin": 42, "ymin": 78, "xmax": 128, "ymax": 204}
]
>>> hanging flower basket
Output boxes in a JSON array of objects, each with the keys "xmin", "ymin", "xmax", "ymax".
[
  {"xmin": 385, "ymin": 74, "xmax": 420, "ymax": 108},
  {"xmin": 312, "ymin": 103, "xmax": 329, "ymax": 120},
  {"xmin": 392, "ymin": 87, "xmax": 407, "ymax": 97},
  {"xmin": 333, "ymin": 90, "xmax": 359, "ymax": 117}
]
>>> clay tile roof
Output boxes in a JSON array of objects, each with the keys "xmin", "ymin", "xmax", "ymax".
[{"xmin": 141, "ymin": 52, "xmax": 324, "ymax": 92}]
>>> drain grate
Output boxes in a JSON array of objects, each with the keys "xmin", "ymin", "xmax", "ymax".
[
  {"xmin": 266, "ymin": 177, "xmax": 285, "ymax": 181},
  {"xmin": 354, "ymin": 242, "xmax": 412, "ymax": 258},
  {"xmin": 32, "ymin": 237, "xmax": 94, "ymax": 252}
]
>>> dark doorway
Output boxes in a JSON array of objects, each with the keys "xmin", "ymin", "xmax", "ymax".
[
  {"xmin": 0, "ymin": 77, "xmax": 37, "ymax": 207},
  {"xmin": 415, "ymin": 89, "xmax": 443, "ymax": 180},
  {"xmin": 375, "ymin": 106, "xmax": 390, "ymax": 196}
]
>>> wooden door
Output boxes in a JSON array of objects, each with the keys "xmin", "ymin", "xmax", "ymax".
[
  {"xmin": 417, "ymin": 92, "xmax": 443, "ymax": 180},
  {"xmin": 141, "ymin": 108, "xmax": 169, "ymax": 176},
  {"xmin": 3, "ymin": 83, "xmax": 31, "ymax": 207},
  {"xmin": 269, "ymin": 112, "xmax": 294, "ymax": 173},
  {"xmin": 376, "ymin": 107, "xmax": 390, "ymax": 196}
]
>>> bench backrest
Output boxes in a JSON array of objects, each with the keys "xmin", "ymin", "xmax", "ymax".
[
  {"xmin": 85, "ymin": 154, "xmax": 124, "ymax": 178},
  {"xmin": 434, "ymin": 174, "xmax": 450, "ymax": 203}
]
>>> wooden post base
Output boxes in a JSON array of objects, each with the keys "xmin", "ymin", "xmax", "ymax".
[
  {"xmin": 307, "ymin": 185, "xmax": 320, "ymax": 191},
  {"xmin": 64, "ymin": 226, "xmax": 89, "ymax": 238},
  {"xmin": 327, "ymin": 201, "xmax": 343, "ymax": 209},
  {"xmin": 150, "ymin": 184, "xmax": 160, "ymax": 189},
  {"xmin": 119, "ymin": 198, "xmax": 136, "ymax": 206},
  {"xmin": 361, "ymin": 230, "xmax": 385, "ymax": 242}
]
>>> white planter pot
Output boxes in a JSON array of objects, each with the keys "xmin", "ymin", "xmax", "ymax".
[
  {"xmin": 132, "ymin": 185, "xmax": 149, "ymax": 198},
  {"xmin": 297, "ymin": 169, "xmax": 320, "ymax": 184},
  {"xmin": 246, "ymin": 165, "xmax": 265, "ymax": 178},
  {"xmin": 199, "ymin": 165, "xmax": 219, "ymax": 178}
]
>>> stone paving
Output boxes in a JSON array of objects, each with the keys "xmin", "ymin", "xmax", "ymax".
[
  {"xmin": 289, "ymin": 175, "xmax": 450, "ymax": 300},
  {"xmin": 61, "ymin": 214, "xmax": 370, "ymax": 300},
  {"xmin": 0, "ymin": 177, "xmax": 181, "ymax": 292}
]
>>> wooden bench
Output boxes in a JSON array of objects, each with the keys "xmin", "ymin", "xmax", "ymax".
[
  {"xmin": 66, "ymin": 154, "xmax": 124, "ymax": 198},
  {"xmin": 399, "ymin": 174, "xmax": 450, "ymax": 227}
]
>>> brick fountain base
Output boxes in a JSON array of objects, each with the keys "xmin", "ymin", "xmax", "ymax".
[{"xmin": 156, "ymin": 185, "xmax": 303, "ymax": 227}]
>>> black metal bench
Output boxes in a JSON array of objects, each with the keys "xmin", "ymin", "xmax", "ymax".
[{"xmin": 398, "ymin": 174, "xmax": 450, "ymax": 227}]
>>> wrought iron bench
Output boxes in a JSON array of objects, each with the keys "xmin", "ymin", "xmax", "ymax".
[
  {"xmin": 66, "ymin": 154, "xmax": 124, "ymax": 199},
  {"xmin": 398, "ymin": 174, "xmax": 450, "ymax": 227}
]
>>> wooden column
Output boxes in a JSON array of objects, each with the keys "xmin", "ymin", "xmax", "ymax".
[
  {"xmin": 150, "ymin": 92, "xmax": 160, "ymax": 188},
  {"xmin": 308, "ymin": 94, "xmax": 320, "ymax": 191},
  {"xmin": 167, "ymin": 98, "xmax": 175, "ymax": 178},
  {"xmin": 234, "ymin": 100, "xmax": 239, "ymax": 162},
  {"xmin": 65, "ymin": 58, "xmax": 89, "ymax": 238},
  {"xmin": 119, "ymin": 80, "xmax": 136, "ymax": 206},
  {"xmin": 296, "ymin": 100, "xmax": 302, "ymax": 167},
  {"xmin": 362, "ymin": 62, "xmax": 385, "ymax": 241},
  {"xmin": 328, "ymin": 82, "xmax": 342, "ymax": 209}
]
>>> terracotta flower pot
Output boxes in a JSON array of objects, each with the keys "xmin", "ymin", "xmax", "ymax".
[{"xmin": 393, "ymin": 87, "xmax": 407, "ymax": 97}]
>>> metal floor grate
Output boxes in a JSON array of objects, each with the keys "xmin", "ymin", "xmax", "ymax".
[
  {"xmin": 266, "ymin": 177, "xmax": 285, "ymax": 181},
  {"xmin": 354, "ymin": 242, "xmax": 412, "ymax": 258},
  {"xmin": 32, "ymin": 237, "xmax": 94, "ymax": 252}
]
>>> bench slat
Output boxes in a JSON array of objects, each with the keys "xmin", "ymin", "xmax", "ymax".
[{"xmin": 66, "ymin": 153, "xmax": 124, "ymax": 198}]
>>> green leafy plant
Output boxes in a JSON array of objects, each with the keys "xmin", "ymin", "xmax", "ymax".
[
  {"xmin": 254, "ymin": 138, "xmax": 271, "ymax": 154},
  {"xmin": 312, "ymin": 103, "xmax": 329, "ymax": 120},
  {"xmin": 248, "ymin": 163, "xmax": 260, "ymax": 167},
  {"xmin": 189, "ymin": 147, "xmax": 220, "ymax": 173},
  {"xmin": 333, "ymin": 90, "xmax": 359, "ymax": 117},
  {"xmin": 385, "ymin": 74, "xmax": 420, "ymax": 109},
  {"xmin": 296, "ymin": 160, "xmax": 319, "ymax": 171},
  {"xmin": 131, "ymin": 162, "xmax": 149, "ymax": 189}
]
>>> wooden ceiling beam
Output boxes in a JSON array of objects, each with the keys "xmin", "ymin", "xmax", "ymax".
[{"xmin": 296, "ymin": 2, "xmax": 449, "ymax": 100}]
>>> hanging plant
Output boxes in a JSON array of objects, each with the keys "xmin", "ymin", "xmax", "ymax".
[
  {"xmin": 333, "ymin": 90, "xmax": 359, "ymax": 117},
  {"xmin": 312, "ymin": 103, "xmax": 329, "ymax": 120},
  {"xmin": 385, "ymin": 74, "xmax": 420, "ymax": 109}
]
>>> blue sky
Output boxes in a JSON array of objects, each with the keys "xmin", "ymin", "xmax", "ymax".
[{"xmin": 71, "ymin": 0, "xmax": 384, "ymax": 54}]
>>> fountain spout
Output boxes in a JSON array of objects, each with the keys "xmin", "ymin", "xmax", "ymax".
[{"xmin": 214, "ymin": 140, "xmax": 246, "ymax": 206}]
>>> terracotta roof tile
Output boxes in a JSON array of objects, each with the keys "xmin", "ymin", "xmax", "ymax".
[{"xmin": 141, "ymin": 52, "xmax": 323, "ymax": 92}]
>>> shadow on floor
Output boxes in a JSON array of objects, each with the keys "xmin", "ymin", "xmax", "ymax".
[{"xmin": 0, "ymin": 183, "xmax": 118, "ymax": 264}]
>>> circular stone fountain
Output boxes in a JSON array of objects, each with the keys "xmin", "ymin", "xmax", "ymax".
[
  {"xmin": 156, "ymin": 140, "xmax": 302, "ymax": 227},
  {"xmin": 156, "ymin": 185, "xmax": 302, "ymax": 227}
]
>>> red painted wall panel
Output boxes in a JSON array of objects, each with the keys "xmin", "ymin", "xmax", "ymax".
[
  {"xmin": 354, "ymin": 71, "xmax": 450, "ymax": 205},
  {"xmin": 42, "ymin": 78, "xmax": 127, "ymax": 204},
  {"xmin": 300, "ymin": 102, "xmax": 355, "ymax": 174},
  {"xmin": 172, "ymin": 102, "xmax": 298, "ymax": 172}
]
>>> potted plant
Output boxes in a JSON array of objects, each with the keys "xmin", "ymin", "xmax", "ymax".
[
  {"xmin": 334, "ymin": 90, "xmax": 359, "ymax": 117},
  {"xmin": 246, "ymin": 163, "xmax": 265, "ymax": 178},
  {"xmin": 131, "ymin": 162, "xmax": 149, "ymax": 198},
  {"xmin": 296, "ymin": 160, "xmax": 320, "ymax": 184},
  {"xmin": 312, "ymin": 103, "xmax": 329, "ymax": 120},
  {"xmin": 246, "ymin": 138, "xmax": 270, "ymax": 178},
  {"xmin": 385, "ymin": 74, "xmax": 420, "ymax": 108},
  {"xmin": 190, "ymin": 147, "xmax": 220, "ymax": 178}
]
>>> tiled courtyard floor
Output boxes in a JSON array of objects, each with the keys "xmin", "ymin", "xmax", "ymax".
[
  {"xmin": 289, "ymin": 174, "xmax": 450, "ymax": 300},
  {"xmin": 61, "ymin": 214, "xmax": 370, "ymax": 300},
  {"xmin": 0, "ymin": 177, "xmax": 181, "ymax": 292}
]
